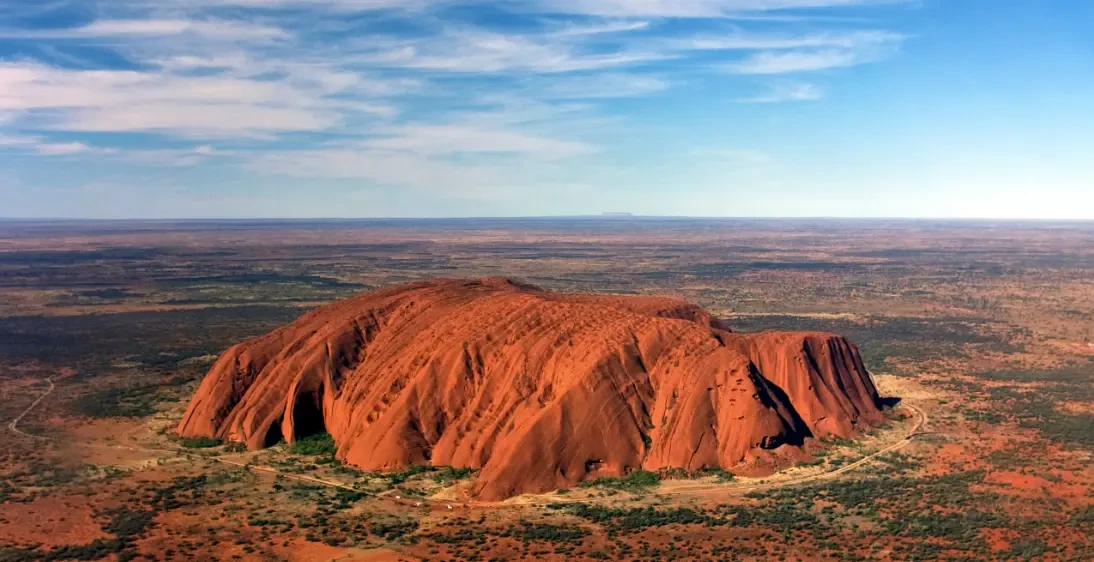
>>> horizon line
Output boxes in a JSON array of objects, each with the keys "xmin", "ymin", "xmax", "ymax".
[{"xmin": 2, "ymin": 216, "xmax": 1094, "ymax": 223}]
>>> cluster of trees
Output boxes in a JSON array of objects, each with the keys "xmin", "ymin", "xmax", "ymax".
[
  {"xmin": 179, "ymin": 436, "xmax": 222, "ymax": 449},
  {"xmin": 578, "ymin": 469, "xmax": 660, "ymax": 492},
  {"xmin": 288, "ymin": 432, "xmax": 336, "ymax": 456}
]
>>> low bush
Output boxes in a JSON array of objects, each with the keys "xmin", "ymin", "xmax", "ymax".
[
  {"xmin": 180, "ymin": 437, "xmax": 222, "ymax": 449},
  {"xmin": 579, "ymin": 469, "xmax": 660, "ymax": 492},
  {"xmin": 289, "ymin": 433, "xmax": 336, "ymax": 456}
]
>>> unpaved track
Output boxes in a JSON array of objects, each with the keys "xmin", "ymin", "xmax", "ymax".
[
  {"xmin": 640, "ymin": 402, "xmax": 928, "ymax": 499},
  {"xmin": 8, "ymin": 377, "xmax": 55, "ymax": 439},
  {"xmin": 9, "ymin": 375, "xmax": 930, "ymax": 508},
  {"xmin": 519, "ymin": 401, "xmax": 929, "ymax": 506},
  {"xmin": 215, "ymin": 458, "xmax": 361, "ymax": 493},
  {"xmin": 6, "ymin": 377, "xmax": 364, "ymax": 496},
  {"xmin": 522, "ymin": 373, "xmax": 929, "ymax": 505}
]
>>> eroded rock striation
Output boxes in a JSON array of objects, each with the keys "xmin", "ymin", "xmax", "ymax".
[{"xmin": 178, "ymin": 278, "xmax": 885, "ymax": 500}]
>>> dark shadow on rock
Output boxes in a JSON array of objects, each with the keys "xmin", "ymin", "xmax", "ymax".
[{"xmin": 880, "ymin": 396, "xmax": 902, "ymax": 409}]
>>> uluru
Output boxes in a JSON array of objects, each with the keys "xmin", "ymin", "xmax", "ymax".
[{"xmin": 178, "ymin": 277, "xmax": 886, "ymax": 500}]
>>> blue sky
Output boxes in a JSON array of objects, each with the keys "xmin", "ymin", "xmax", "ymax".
[{"xmin": 0, "ymin": 0, "xmax": 1091, "ymax": 219}]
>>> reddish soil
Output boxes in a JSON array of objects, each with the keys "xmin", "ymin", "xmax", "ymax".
[
  {"xmin": 980, "ymin": 528, "xmax": 1015, "ymax": 552},
  {"xmin": 987, "ymin": 470, "xmax": 1052, "ymax": 491},
  {"xmin": 278, "ymin": 540, "xmax": 413, "ymax": 561},
  {"xmin": 0, "ymin": 495, "xmax": 107, "ymax": 548},
  {"xmin": 179, "ymin": 278, "xmax": 885, "ymax": 500}
]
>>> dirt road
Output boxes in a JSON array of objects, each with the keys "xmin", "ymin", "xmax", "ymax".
[
  {"xmin": 523, "ymin": 401, "xmax": 929, "ymax": 506},
  {"xmin": 6, "ymin": 377, "xmax": 366, "ymax": 495},
  {"xmin": 9, "ymin": 375, "xmax": 930, "ymax": 507},
  {"xmin": 7, "ymin": 377, "xmax": 55, "ymax": 439}
]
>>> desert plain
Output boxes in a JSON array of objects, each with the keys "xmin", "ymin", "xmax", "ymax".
[{"xmin": 1, "ymin": 218, "xmax": 1092, "ymax": 561}]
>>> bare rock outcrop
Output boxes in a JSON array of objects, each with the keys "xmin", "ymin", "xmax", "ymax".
[{"xmin": 178, "ymin": 278, "xmax": 885, "ymax": 500}]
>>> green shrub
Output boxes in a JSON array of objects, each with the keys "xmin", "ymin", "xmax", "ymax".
[
  {"xmin": 102, "ymin": 508, "xmax": 155, "ymax": 538},
  {"xmin": 702, "ymin": 468, "xmax": 735, "ymax": 483},
  {"xmin": 224, "ymin": 442, "xmax": 247, "ymax": 453},
  {"xmin": 289, "ymin": 433, "xmax": 337, "ymax": 456},
  {"xmin": 385, "ymin": 465, "xmax": 432, "ymax": 485},
  {"xmin": 431, "ymin": 466, "xmax": 474, "ymax": 484},
  {"xmin": 70, "ymin": 387, "xmax": 158, "ymax": 418},
  {"xmin": 579, "ymin": 470, "xmax": 660, "ymax": 492},
  {"xmin": 180, "ymin": 437, "xmax": 222, "ymax": 449}
]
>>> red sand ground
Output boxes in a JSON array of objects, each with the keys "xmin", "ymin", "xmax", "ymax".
[{"xmin": 0, "ymin": 496, "xmax": 107, "ymax": 548}]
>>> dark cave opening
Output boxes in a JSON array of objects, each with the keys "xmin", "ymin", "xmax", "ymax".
[
  {"xmin": 291, "ymin": 391, "xmax": 326, "ymax": 440},
  {"xmin": 264, "ymin": 422, "xmax": 283, "ymax": 447}
]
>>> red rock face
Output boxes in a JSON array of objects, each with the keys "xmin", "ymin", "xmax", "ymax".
[{"xmin": 178, "ymin": 278, "xmax": 885, "ymax": 500}]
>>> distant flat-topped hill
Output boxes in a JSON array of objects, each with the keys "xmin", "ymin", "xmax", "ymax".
[{"xmin": 178, "ymin": 278, "xmax": 885, "ymax": 500}]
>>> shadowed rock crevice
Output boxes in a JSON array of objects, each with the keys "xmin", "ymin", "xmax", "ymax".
[
  {"xmin": 749, "ymin": 364, "xmax": 813, "ymax": 447},
  {"xmin": 263, "ymin": 422, "xmax": 283, "ymax": 448},
  {"xmin": 178, "ymin": 278, "xmax": 886, "ymax": 500},
  {"xmin": 290, "ymin": 391, "xmax": 326, "ymax": 440}
]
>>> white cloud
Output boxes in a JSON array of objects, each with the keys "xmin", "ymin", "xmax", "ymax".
[
  {"xmin": 78, "ymin": 19, "xmax": 288, "ymax": 40},
  {"xmin": 740, "ymin": 81, "xmax": 824, "ymax": 102},
  {"xmin": 526, "ymin": 0, "xmax": 903, "ymax": 18},
  {"xmin": 0, "ymin": 0, "xmax": 910, "ymax": 204},
  {"xmin": 673, "ymin": 30, "xmax": 903, "ymax": 51},
  {"xmin": 346, "ymin": 19, "xmax": 900, "ymax": 77},
  {"xmin": 33, "ymin": 141, "xmax": 95, "ymax": 155},
  {"xmin": 185, "ymin": 0, "xmax": 443, "ymax": 9},
  {"xmin": 726, "ymin": 48, "xmax": 877, "ymax": 73},
  {"xmin": 0, "ymin": 133, "xmax": 38, "ymax": 146},
  {"xmin": 182, "ymin": 0, "xmax": 899, "ymax": 15},
  {"xmin": 365, "ymin": 29, "xmax": 671, "ymax": 73},
  {"xmin": 534, "ymin": 73, "xmax": 670, "ymax": 99},
  {"xmin": 124, "ymin": 145, "xmax": 228, "ymax": 166},
  {"xmin": 60, "ymin": 104, "xmax": 339, "ymax": 136},
  {"xmin": 247, "ymin": 149, "xmax": 507, "ymax": 195},
  {"xmin": 242, "ymin": 118, "xmax": 601, "ymax": 193},
  {"xmin": 153, "ymin": 53, "xmax": 253, "ymax": 71},
  {"xmin": 0, "ymin": 64, "xmax": 289, "ymax": 108},
  {"xmin": 711, "ymin": 28, "xmax": 902, "ymax": 74},
  {"xmin": 547, "ymin": 20, "xmax": 652, "ymax": 37},
  {"xmin": 357, "ymin": 123, "xmax": 597, "ymax": 158},
  {"xmin": 0, "ymin": 134, "xmax": 114, "ymax": 156},
  {"xmin": 0, "ymin": 62, "xmax": 391, "ymax": 136},
  {"xmin": 0, "ymin": 19, "xmax": 288, "ymax": 40},
  {"xmin": 150, "ymin": 53, "xmax": 418, "ymax": 98}
]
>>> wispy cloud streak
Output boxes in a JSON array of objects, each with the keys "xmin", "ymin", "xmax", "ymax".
[{"xmin": 0, "ymin": 0, "xmax": 910, "ymax": 196}]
